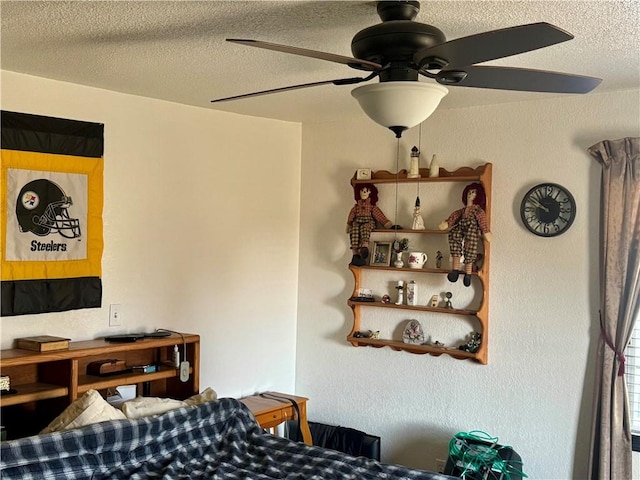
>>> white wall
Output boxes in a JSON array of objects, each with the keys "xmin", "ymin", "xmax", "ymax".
[
  {"xmin": 296, "ymin": 89, "xmax": 640, "ymax": 478},
  {"xmin": 0, "ymin": 70, "xmax": 302, "ymax": 398},
  {"xmin": 3, "ymin": 69, "xmax": 640, "ymax": 479}
]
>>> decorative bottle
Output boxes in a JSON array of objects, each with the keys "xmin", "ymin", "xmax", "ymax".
[{"xmin": 407, "ymin": 281, "xmax": 418, "ymax": 306}]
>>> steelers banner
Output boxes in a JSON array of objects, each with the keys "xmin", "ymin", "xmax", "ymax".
[{"xmin": 1, "ymin": 111, "xmax": 103, "ymax": 316}]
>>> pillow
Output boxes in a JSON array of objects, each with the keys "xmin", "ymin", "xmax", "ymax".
[
  {"xmin": 183, "ymin": 386, "xmax": 218, "ymax": 406},
  {"xmin": 40, "ymin": 389, "xmax": 126, "ymax": 434},
  {"xmin": 121, "ymin": 396, "xmax": 187, "ymax": 419},
  {"xmin": 122, "ymin": 387, "xmax": 217, "ymax": 419}
]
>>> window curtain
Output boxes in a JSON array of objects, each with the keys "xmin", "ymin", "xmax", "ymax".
[{"xmin": 588, "ymin": 137, "xmax": 640, "ymax": 480}]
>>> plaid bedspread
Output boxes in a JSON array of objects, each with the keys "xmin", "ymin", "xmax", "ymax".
[{"xmin": 0, "ymin": 397, "xmax": 453, "ymax": 479}]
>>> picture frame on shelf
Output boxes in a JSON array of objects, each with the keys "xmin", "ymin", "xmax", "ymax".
[
  {"xmin": 356, "ymin": 168, "xmax": 371, "ymax": 180},
  {"xmin": 371, "ymin": 241, "xmax": 392, "ymax": 266}
]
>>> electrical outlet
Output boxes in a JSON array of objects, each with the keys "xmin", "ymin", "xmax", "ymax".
[
  {"xmin": 109, "ymin": 304, "xmax": 121, "ymax": 326},
  {"xmin": 435, "ymin": 458, "xmax": 446, "ymax": 473}
]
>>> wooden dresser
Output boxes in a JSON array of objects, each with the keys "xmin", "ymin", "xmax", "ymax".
[{"xmin": 0, "ymin": 333, "xmax": 199, "ymax": 439}]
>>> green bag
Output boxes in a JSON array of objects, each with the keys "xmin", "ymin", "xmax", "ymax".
[{"xmin": 445, "ymin": 430, "xmax": 526, "ymax": 480}]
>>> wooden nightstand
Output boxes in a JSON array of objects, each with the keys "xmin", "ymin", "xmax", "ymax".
[{"xmin": 240, "ymin": 391, "xmax": 312, "ymax": 445}]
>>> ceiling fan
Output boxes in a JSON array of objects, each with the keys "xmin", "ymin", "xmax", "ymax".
[{"xmin": 211, "ymin": 0, "xmax": 601, "ymax": 137}]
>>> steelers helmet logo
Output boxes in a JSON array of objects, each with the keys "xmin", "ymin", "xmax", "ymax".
[
  {"xmin": 21, "ymin": 191, "xmax": 39, "ymax": 210},
  {"xmin": 15, "ymin": 179, "xmax": 81, "ymax": 238}
]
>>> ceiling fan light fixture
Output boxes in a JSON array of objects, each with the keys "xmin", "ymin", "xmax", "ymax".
[{"xmin": 351, "ymin": 82, "xmax": 448, "ymax": 137}]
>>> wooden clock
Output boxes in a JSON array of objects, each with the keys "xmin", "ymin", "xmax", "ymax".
[{"xmin": 520, "ymin": 183, "xmax": 576, "ymax": 237}]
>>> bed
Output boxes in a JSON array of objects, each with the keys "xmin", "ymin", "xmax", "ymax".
[{"xmin": 0, "ymin": 397, "xmax": 454, "ymax": 479}]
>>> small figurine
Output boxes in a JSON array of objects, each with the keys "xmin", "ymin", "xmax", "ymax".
[
  {"xmin": 435, "ymin": 250, "xmax": 443, "ymax": 269},
  {"xmin": 408, "ymin": 146, "xmax": 421, "ymax": 179},
  {"xmin": 347, "ymin": 183, "xmax": 392, "ymax": 266},
  {"xmin": 432, "ymin": 340, "xmax": 445, "ymax": 348},
  {"xmin": 411, "ymin": 197, "xmax": 426, "ymax": 230},
  {"xmin": 439, "ymin": 182, "xmax": 492, "ymax": 287},
  {"xmin": 381, "ymin": 294, "xmax": 391, "ymax": 304},
  {"xmin": 444, "ymin": 291, "xmax": 453, "ymax": 309},
  {"xmin": 354, "ymin": 330, "xmax": 380, "ymax": 339},
  {"xmin": 429, "ymin": 295, "xmax": 439, "ymax": 307},
  {"xmin": 459, "ymin": 331, "xmax": 482, "ymax": 353},
  {"xmin": 395, "ymin": 281, "xmax": 404, "ymax": 305},
  {"xmin": 429, "ymin": 154, "xmax": 439, "ymax": 178}
]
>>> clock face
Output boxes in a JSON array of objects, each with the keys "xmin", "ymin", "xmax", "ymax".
[{"xmin": 520, "ymin": 183, "xmax": 576, "ymax": 237}]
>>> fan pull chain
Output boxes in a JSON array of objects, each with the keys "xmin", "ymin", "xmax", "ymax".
[
  {"xmin": 394, "ymin": 138, "xmax": 400, "ymax": 241},
  {"xmin": 417, "ymin": 122, "xmax": 422, "ymax": 198}
]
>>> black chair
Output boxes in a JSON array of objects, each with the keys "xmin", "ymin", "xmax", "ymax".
[{"xmin": 286, "ymin": 420, "xmax": 381, "ymax": 461}]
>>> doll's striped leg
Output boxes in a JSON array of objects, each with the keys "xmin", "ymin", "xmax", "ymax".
[
  {"xmin": 447, "ymin": 227, "xmax": 464, "ymax": 282},
  {"xmin": 462, "ymin": 223, "xmax": 480, "ymax": 286}
]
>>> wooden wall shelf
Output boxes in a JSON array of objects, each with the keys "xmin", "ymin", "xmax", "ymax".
[
  {"xmin": 347, "ymin": 163, "xmax": 492, "ymax": 364},
  {"xmin": 347, "ymin": 336, "xmax": 478, "ymax": 360},
  {"xmin": 350, "ymin": 165, "xmax": 489, "ymax": 186},
  {"xmin": 348, "ymin": 298, "xmax": 478, "ymax": 316}
]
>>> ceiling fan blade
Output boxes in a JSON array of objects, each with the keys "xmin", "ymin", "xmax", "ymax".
[
  {"xmin": 211, "ymin": 75, "xmax": 376, "ymax": 103},
  {"xmin": 438, "ymin": 66, "xmax": 602, "ymax": 93},
  {"xmin": 415, "ymin": 22, "xmax": 573, "ymax": 71},
  {"xmin": 227, "ymin": 39, "xmax": 382, "ymax": 71}
]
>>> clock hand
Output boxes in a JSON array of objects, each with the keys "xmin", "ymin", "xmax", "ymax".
[{"xmin": 530, "ymin": 197, "xmax": 549, "ymax": 212}]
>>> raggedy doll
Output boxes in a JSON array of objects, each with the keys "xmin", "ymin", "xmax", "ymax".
[
  {"xmin": 438, "ymin": 182, "xmax": 492, "ymax": 286},
  {"xmin": 346, "ymin": 183, "xmax": 392, "ymax": 266}
]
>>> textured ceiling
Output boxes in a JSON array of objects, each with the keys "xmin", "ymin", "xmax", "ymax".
[{"xmin": 1, "ymin": 1, "xmax": 639, "ymax": 124}]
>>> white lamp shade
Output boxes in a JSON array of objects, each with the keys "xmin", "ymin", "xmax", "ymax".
[{"xmin": 351, "ymin": 81, "xmax": 448, "ymax": 130}]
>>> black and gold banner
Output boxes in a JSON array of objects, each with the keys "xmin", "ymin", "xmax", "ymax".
[{"xmin": 1, "ymin": 111, "xmax": 104, "ymax": 316}]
